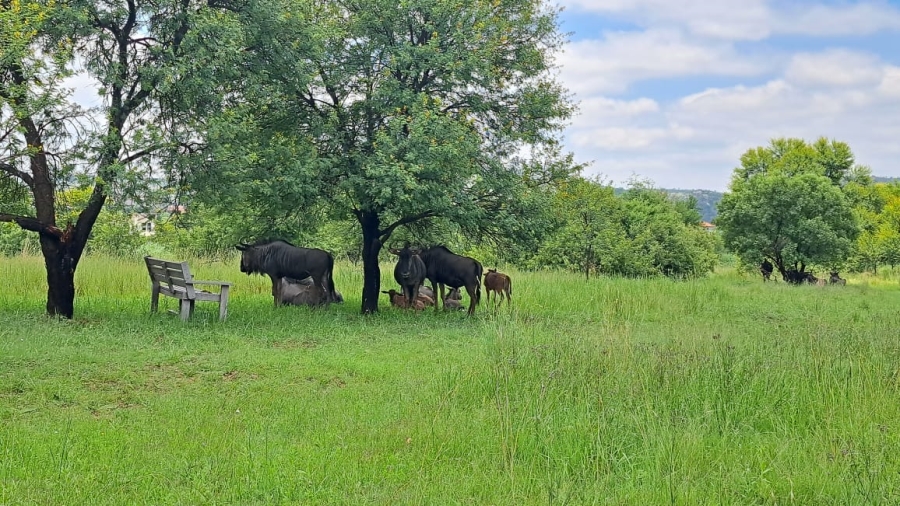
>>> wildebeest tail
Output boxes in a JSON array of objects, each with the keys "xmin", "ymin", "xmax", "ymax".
[
  {"xmin": 508, "ymin": 275, "xmax": 512, "ymax": 295},
  {"xmin": 475, "ymin": 263, "xmax": 483, "ymax": 304},
  {"xmin": 326, "ymin": 253, "xmax": 338, "ymax": 300}
]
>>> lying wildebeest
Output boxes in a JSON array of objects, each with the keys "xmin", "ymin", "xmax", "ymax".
[
  {"xmin": 236, "ymin": 239, "xmax": 338, "ymax": 306},
  {"xmin": 829, "ymin": 271, "xmax": 847, "ymax": 286},
  {"xmin": 390, "ymin": 244, "xmax": 427, "ymax": 308},
  {"xmin": 442, "ymin": 288, "xmax": 463, "ymax": 310},
  {"xmin": 419, "ymin": 246, "xmax": 482, "ymax": 315},
  {"xmin": 760, "ymin": 259, "xmax": 774, "ymax": 282},
  {"xmin": 783, "ymin": 269, "xmax": 817, "ymax": 285},
  {"xmin": 279, "ymin": 277, "xmax": 343, "ymax": 305},
  {"xmin": 381, "ymin": 289, "xmax": 426, "ymax": 310},
  {"xmin": 484, "ymin": 269, "xmax": 512, "ymax": 305},
  {"xmin": 418, "ymin": 285, "xmax": 435, "ymax": 302}
]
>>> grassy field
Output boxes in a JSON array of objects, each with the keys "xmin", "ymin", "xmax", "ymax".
[{"xmin": 2, "ymin": 254, "xmax": 900, "ymax": 504}]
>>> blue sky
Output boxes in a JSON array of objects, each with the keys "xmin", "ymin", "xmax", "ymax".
[{"xmin": 555, "ymin": 0, "xmax": 900, "ymax": 190}]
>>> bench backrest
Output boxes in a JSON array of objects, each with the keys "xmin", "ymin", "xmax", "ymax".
[{"xmin": 144, "ymin": 256, "xmax": 197, "ymax": 298}]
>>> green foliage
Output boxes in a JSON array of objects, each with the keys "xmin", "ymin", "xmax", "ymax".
[
  {"xmin": 174, "ymin": 0, "xmax": 576, "ymax": 312},
  {"xmin": 535, "ymin": 177, "xmax": 717, "ymax": 278},
  {"xmin": 718, "ymin": 138, "xmax": 860, "ymax": 276}
]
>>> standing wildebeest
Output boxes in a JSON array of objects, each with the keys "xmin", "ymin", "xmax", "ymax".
[
  {"xmin": 760, "ymin": 259, "xmax": 774, "ymax": 282},
  {"xmin": 419, "ymin": 246, "xmax": 482, "ymax": 315},
  {"xmin": 390, "ymin": 245, "xmax": 427, "ymax": 308},
  {"xmin": 484, "ymin": 269, "xmax": 512, "ymax": 305},
  {"xmin": 236, "ymin": 239, "xmax": 337, "ymax": 306},
  {"xmin": 829, "ymin": 271, "xmax": 847, "ymax": 286}
]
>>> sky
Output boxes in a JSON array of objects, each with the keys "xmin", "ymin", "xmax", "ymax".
[{"xmin": 555, "ymin": 0, "xmax": 900, "ymax": 191}]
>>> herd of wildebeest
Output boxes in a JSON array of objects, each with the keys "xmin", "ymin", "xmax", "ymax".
[
  {"xmin": 234, "ymin": 239, "xmax": 511, "ymax": 315},
  {"xmin": 232, "ymin": 239, "xmax": 847, "ymax": 316},
  {"xmin": 758, "ymin": 259, "xmax": 847, "ymax": 286}
]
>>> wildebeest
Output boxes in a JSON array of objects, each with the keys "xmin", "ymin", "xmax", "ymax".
[
  {"xmin": 783, "ymin": 269, "xmax": 817, "ymax": 285},
  {"xmin": 484, "ymin": 269, "xmax": 512, "ymax": 305},
  {"xmin": 236, "ymin": 239, "xmax": 337, "ymax": 306},
  {"xmin": 381, "ymin": 289, "xmax": 426, "ymax": 310},
  {"xmin": 279, "ymin": 277, "xmax": 343, "ymax": 306},
  {"xmin": 418, "ymin": 285, "xmax": 435, "ymax": 300},
  {"xmin": 390, "ymin": 245, "xmax": 427, "ymax": 308},
  {"xmin": 443, "ymin": 288, "xmax": 463, "ymax": 310},
  {"xmin": 829, "ymin": 271, "xmax": 847, "ymax": 286},
  {"xmin": 419, "ymin": 246, "xmax": 482, "ymax": 315},
  {"xmin": 760, "ymin": 259, "xmax": 774, "ymax": 282}
]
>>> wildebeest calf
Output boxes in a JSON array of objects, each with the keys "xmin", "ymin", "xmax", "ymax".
[
  {"xmin": 829, "ymin": 271, "xmax": 847, "ymax": 286},
  {"xmin": 484, "ymin": 269, "xmax": 512, "ymax": 305},
  {"xmin": 382, "ymin": 289, "xmax": 426, "ymax": 310}
]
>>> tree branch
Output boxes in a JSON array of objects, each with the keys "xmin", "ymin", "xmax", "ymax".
[
  {"xmin": 0, "ymin": 161, "xmax": 34, "ymax": 188},
  {"xmin": 379, "ymin": 210, "xmax": 437, "ymax": 241},
  {"xmin": 0, "ymin": 214, "xmax": 62, "ymax": 238}
]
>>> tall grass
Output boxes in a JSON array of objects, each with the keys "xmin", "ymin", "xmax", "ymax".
[{"xmin": 2, "ymin": 254, "xmax": 900, "ymax": 504}]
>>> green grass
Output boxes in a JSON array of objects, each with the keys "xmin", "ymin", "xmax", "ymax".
[{"xmin": 2, "ymin": 254, "xmax": 900, "ymax": 504}]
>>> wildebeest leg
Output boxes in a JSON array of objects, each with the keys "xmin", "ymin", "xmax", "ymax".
[
  {"xmin": 270, "ymin": 275, "xmax": 283, "ymax": 307},
  {"xmin": 464, "ymin": 283, "xmax": 478, "ymax": 316},
  {"xmin": 317, "ymin": 273, "xmax": 332, "ymax": 304},
  {"xmin": 406, "ymin": 284, "xmax": 420, "ymax": 309},
  {"xmin": 435, "ymin": 282, "xmax": 444, "ymax": 311}
]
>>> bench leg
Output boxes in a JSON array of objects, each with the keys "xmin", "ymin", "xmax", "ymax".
[
  {"xmin": 218, "ymin": 286, "xmax": 230, "ymax": 321},
  {"xmin": 150, "ymin": 284, "xmax": 160, "ymax": 313},
  {"xmin": 180, "ymin": 299, "xmax": 194, "ymax": 321}
]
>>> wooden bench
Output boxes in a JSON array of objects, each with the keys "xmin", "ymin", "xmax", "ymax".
[{"xmin": 144, "ymin": 256, "xmax": 232, "ymax": 321}]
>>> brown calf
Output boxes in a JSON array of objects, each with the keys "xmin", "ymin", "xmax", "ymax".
[
  {"xmin": 382, "ymin": 289, "xmax": 426, "ymax": 310},
  {"xmin": 484, "ymin": 269, "xmax": 512, "ymax": 305}
]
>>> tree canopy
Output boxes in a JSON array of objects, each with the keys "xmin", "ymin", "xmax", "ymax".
[
  {"xmin": 179, "ymin": 0, "xmax": 577, "ymax": 312},
  {"xmin": 717, "ymin": 137, "xmax": 860, "ymax": 281}
]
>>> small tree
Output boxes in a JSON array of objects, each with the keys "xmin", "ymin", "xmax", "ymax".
[
  {"xmin": 1, "ymin": 0, "xmax": 226, "ymax": 317},
  {"xmin": 717, "ymin": 138, "xmax": 859, "ymax": 281}
]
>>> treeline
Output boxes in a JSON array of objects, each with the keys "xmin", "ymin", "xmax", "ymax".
[{"xmin": 2, "ymin": 175, "xmax": 721, "ymax": 280}]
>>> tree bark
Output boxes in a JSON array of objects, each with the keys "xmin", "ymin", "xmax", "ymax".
[
  {"xmin": 359, "ymin": 211, "xmax": 382, "ymax": 314},
  {"xmin": 40, "ymin": 235, "xmax": 77, "ymax": 318}
]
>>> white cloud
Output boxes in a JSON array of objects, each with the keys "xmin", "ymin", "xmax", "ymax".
[
  {"xmin": 558, "ymin": 29, "xmax": 769, "ymax": 95},
  {"xmin": 877, "ymin": 65, "xmax": 900, "ymax": 98},
  {"xmin": 565, "ymin": 0, "xmax": 900, "ymax": 40},
  {"xmin": 565, "ymin": 0, "xmax": 772, "ymax": 40},
  {"xmin": 785, "ymin": 50, "xmax": 884, "ymax": 88},
  {"xmin": 781, "ymin": 2, "xmax": 900, "ymax": 37}
]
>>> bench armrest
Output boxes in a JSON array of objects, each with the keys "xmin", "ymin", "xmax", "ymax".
[{"xmin": 191, "ymin": 280, "xmax": 232, "ymax": 287}]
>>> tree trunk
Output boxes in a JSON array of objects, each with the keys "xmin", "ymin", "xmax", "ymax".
[
  {"xmin": 359, "ymin": 211, "xmax": 382, "ymax": 314},
  {"xmin": 39, "ymin": 235, "xmax": 78, "ymax": 318}
]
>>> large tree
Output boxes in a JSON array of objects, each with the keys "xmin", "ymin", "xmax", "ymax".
[
  {"xmin": 717, "ymin": 137, "xmax": 860, "ymax": 281},
  {"xmin": 186, "ymin": 0, "xmax": 576, "ymax": 312},
  {"xmin": 0, "ymin": 0, "xmax": 229, "ymax": 317}
]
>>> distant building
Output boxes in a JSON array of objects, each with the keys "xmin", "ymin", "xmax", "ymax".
[
  {"xmin": 130, "ymin": 204, "xmax": 186, "ymax": 236},
  {"xmin": 700, "ymin": 221, "xmax": 716, "ymax": 232}
]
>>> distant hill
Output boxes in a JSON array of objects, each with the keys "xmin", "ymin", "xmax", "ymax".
[
  {"xmin": 873, "ymin": 176, "xmax": 900, "ymax": 184},
  {"xmin": 614, "ymin": 187, "xmax": 724, "ymax": 222},
  {"xmin": 663, "ymin": 189, "xmax": 723, "ymax": 223}
]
